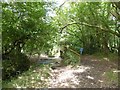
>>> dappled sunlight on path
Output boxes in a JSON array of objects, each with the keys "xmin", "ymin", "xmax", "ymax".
[
  {"xmin": 48, "ymin": 65, "xmax": 91, "ymax": 88},
  {"xmin": 47, "ymin": 55, "xmax": 118, "ymax": 88}
]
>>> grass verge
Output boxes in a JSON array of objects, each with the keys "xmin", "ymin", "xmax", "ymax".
[{"xmin": 2, "ymin": 63, "xmax": 52, "ymax": 88}]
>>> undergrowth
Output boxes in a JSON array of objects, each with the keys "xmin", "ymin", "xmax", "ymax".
[
  {"xmin": 2, "ymin": 63, "xmax": 52, "ymax": 88},
  {"xmin": 103, "ymin": 69, "xmax": 118, "ymax": 86},
  {"xmin": 93, "ymin": 52, "xmax": 118, "ymax": 62},
  {"xmin": 61, "ymin": 50, "xmax": 80, "ymax": 66}
]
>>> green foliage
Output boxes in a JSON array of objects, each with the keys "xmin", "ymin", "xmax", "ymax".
[
  {"xmin": 61, "ymin": 49, "xmax": 80, "ymax": 66},
  {"xmin": 2, "ymin": 1, "xmax": 120, "ymax": 84},
  {"xmin": 2, "ymin": 2, "xmax": 57, "ymax": 80},
  {"xmin": 2, "ymin": 64, "xmax": 52, "ymax": 88},
  {"xmin": 54, "ymin": 2, "xmax": 119, "ymax": 55},
  {"xmin": 2, "ymin": 2, "xmax": 57, "ymax": 56},
  {"xmin": 2, "ymin": 53, "xmax": 30, "ymax": 80}
]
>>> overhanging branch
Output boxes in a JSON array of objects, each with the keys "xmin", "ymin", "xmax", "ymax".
[{"xmin": 60, "ymin": 22, "xmax": 120, "ymax": 37}]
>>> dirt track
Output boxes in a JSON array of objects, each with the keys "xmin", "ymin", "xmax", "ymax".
[{"xmin": 48, "ymin": 55, "xmax": 118, "ymax": 88}]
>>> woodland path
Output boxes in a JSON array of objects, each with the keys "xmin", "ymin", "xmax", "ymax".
[{"xmin": 47, "ymin": 55, "xmax": 118, "ymax": 88}]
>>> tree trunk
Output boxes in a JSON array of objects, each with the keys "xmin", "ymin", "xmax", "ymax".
[{"xmin": 102, "ymin": 33, "xmax": 109, "ymax": 55}]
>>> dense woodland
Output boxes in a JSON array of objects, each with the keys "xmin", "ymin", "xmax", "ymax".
[{"xmin": 1, "ymin": 1, "xmax": 120, "ymax": 88}]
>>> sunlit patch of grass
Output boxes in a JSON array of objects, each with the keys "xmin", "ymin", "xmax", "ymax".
[
  {"xmin": 93, "ymin": 52, "xmax": 105, "ymax": 59},
  {"xmin": 2, "ymin": 64, "xmax": 52, "ymax": 88},
  {"xmin": 103, "ymin": 69, "xmax": 118, "ymax": 86},
  {"xmin": 93, "ymin": 52, "xmax": 118, "ymax": 62},
  {"xmin": 106, "ymin": 70, "xmax": 118, "ymax": 81},
  {"xmin": 107, "ymin": 53, "xmax": 118, "ymax": 62}
]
